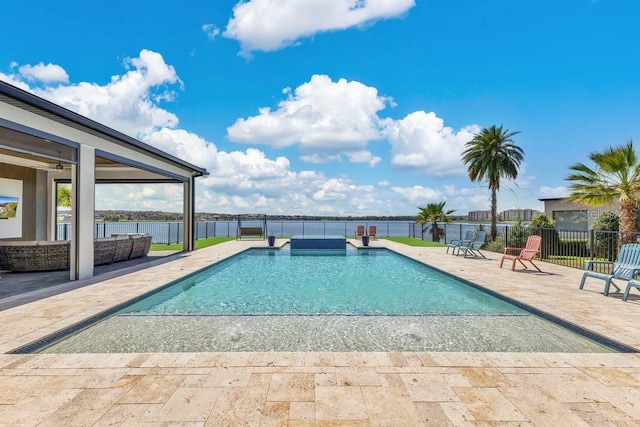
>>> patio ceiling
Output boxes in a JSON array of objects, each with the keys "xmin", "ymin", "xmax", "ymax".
[{"xmin": 0, "ymin": 126, "xmax": 181, "ymax": 182}]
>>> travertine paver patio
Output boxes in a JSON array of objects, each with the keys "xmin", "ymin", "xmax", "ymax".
[{"xmin": 0, "ymin": 239, "xmax": 639, "ymax": 426}]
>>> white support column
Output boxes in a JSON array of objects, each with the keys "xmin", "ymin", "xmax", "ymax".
[
  {"xmin": 183, "ymin": 176, "xmax": 195, "ymax": 252},
  {"xmin": 70, "ymin": 144, "xmax": 95, "ymax": 280}
]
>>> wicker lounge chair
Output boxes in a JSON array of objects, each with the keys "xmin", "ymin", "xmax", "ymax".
[
  {"xmin": 113, "ymin": 236, "xmax": 134, "ymax": 262},
  {"xmin": 94, "ymin": 237, "xmax": 117, "ymax": 265}
]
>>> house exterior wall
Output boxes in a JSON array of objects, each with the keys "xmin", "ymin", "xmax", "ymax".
[
  {"xmin": 0, "ymin": 163, "xmax": 42, "ymax": 240},
  {"xmin": 541, "ymin": 198, "xmax": 619, "ymax": 230}
]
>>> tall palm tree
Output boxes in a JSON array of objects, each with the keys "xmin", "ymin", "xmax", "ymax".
[
  {"xmin": 566, "ymin": 140, "xmax": 640, "ymax": 247},
  {"xmin": 461, "ymin": 125, "xmax": 524, "ymax": 240},
  {"xmin": 416, "ymin": 202, "xmax": 455, "ymax": 242}
]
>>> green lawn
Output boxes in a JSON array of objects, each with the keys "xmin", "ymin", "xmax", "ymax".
[
  {"xmin": 383, "ymin": 237, "xmax": 447, "ymax": 247},
  {"xmin": 151, "ymin": 237, "xmax": 235, "ymax": 251}
]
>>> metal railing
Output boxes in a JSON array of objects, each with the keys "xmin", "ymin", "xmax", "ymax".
[{"xmin": 55, "ymin": 220, "xmax": 627, "ymax": 271}]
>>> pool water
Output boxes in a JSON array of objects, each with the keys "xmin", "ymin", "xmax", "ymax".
[
  {"xmin": 40, "ymin": 248, "xmax": 614, "ymax": 353},
  {"xmin": 123, "ymin": 248, "xmax": 520, "ymax": 316}
]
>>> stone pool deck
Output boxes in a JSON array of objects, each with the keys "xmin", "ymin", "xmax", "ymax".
[{"xmin": 0, "ymin": 239, "xmax": 639, "ymax": 425}]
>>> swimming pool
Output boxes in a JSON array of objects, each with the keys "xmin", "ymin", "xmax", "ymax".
[{"xmin": 38, "ymin": 247, "xmax": 615, "ymax": 353}]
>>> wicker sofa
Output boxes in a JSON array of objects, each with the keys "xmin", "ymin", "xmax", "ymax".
[{"xmin": 0, "ymin": 234, "xmax": 152, "ymax": 272}]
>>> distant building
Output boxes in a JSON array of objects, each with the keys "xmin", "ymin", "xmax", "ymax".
[
  {"xmin": 468, "ymin": 210, "xmax": 491, "ymax": 221},
  {"xmin": 499, "ymin": 209, "xmax": 541, "ymax": 221}
]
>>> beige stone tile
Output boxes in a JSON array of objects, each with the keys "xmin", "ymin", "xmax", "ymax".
[
  {"xmin": 378, "ymin": 372, "xmax": 405, "ymax": 388},
  {"xmin": 267, "ymin": 372, "xmax": 315, "ymax": 402},
  {"xmin": 453, "ymin": 387, "xmax": 527, "ymax": 422},
  {"xmin": 261, "ymin": 352, "xmax": 293, "ymax": 367},
  {"xmin": 400, "ymin": 373, "xmax": 459, "ymax": 402},
  {"xmin": 260, "ymin": 401, "xmax": 289, "ymax": 427},
  {"xmin": 248, "ymin": 372, "xmax": 272, "ymax": 387},
  {"xmin": 498, "ymin": 386, "xmax": 591, "ymax": 426},
  {"xmin": 580, "ymin": 366, "xmax": 640, "ymax": 387},
  {"xmin": 120, "ymin": 403, "xmax": 165, "ymax": 426},
  {"xmin": 566, "ymin": 401, "xmax": 640, "ymax": 427},
  {"xmin": 457, "ymin": 367, "xmax": 513, "ymax": 387},
  {"xmin": 118, "ymin": 374, "xmax": 186, "ymax": 404},
  {"xmin": 402, "ymin": 352, "xmax": 426, "ymax": 367},
  {"xmin": 414, "ymin": 402, "xmax": 454, "ymax": 426},
  {"xmin": 334, "ymin": 352, "xmax": 366, "ymax": 367},
  {"xmin": 153, "ymin": 387, "xmax": 221, "ymax": 422},
  {"xmin": 199, "ymin": 367, "xmax": 252, "ymax": 387},
  {"xmin": 414, "ymin": 353, "xmax": 440, "ymax": 367},
  {"xmin": 504, "ymin": 372, "xmax": 607, "ymax": 403},
  {"xmin": 286, "ymin": 401, "xmax": 313, "ymax": 423},
  {"xmin": 93, "ymin": 403, "xmax": 141, "ymax": 427},
  {"xmin": 361, "ymin": 385, "xmax": 423, "ymax": 426},
  {"xmin": 32, "ymin": 388, "xmax": 127, "ymax": 427},
  {"xmin": 336, "ymin": 369, "xmax": 382, "ymax": 386},
  {"xmin": 595, "ymin": 385, "xmax": 640, "ymax": 420},
  {"xmin": 315, "ymin": 372, "xmax": 337, "ymax": 387},
  {"xmin": 387, "ymin": 352, "xmax": 409, "ymax": 367},
  {"xmin": 438, "ymin": 401, "xmax": 476, "ymax": 426},
  {"xmin": 0, "ymin": 389, "xmax": 80, "ymax": 427},
  {"xmin": 206, "ymin": 386, "xmax": 268, "ymax": 426},
  {"xmin": 315, "ymin": 386, "xmax": 368, "ymax": 421}
]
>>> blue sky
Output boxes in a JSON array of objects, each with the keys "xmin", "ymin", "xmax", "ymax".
[{"xmin": 2, "ymin": 0, "xmax": 639, "ymax": 216}]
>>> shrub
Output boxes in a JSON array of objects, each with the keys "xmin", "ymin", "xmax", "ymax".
[
  {"xmin": 592, "ymin": 212, "xmax": 619, "ymax": 260},
  {"xmin": 528, "ymin": 214, "xmax": 559, "ymax": 258}
]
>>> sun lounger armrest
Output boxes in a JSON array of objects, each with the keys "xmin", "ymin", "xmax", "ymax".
[
  {"xmin": 584, "ymin": 260, "xmax": 614, "ymax": 271},
  {"xmin": 502, "ymin": 246, "xmax": 524, "ymax": 254}
]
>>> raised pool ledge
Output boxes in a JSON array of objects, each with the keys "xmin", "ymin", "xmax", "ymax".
[{"xmin": 290, "ymin": 235, "xmax": 347, "ymax": 255}]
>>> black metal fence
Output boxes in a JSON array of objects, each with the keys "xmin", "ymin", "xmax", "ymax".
[{"xmin": 55, "ymin": 220, "xmax": 625, "ymax": 272}]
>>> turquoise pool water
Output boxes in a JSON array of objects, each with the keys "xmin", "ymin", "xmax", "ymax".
[
  {"xmin": 122, "ymin": 248, "xmax": 520, "ymax": 316},
  {"xmin": 39, "ymin": 248, "xmax": 615, "ymax": 353}
]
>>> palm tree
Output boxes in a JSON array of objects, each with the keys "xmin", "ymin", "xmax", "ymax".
[
  {"xmin": 566, "ymin": 140, "xmax": 640, "ymax": 247},
  {"xmin": 416, "ymin": 202, "xmax": 455, "ymax": 242},
  {"xmin": 461, "ymin": 125, "xmax": 524, "ymax": 240}
]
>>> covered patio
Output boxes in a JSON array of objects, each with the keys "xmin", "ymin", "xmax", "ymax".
[{"xmin": 0, "ymin": 81, "xmax": 207, "ymax": 281}]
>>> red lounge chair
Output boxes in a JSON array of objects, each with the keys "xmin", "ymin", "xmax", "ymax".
[
  {"xmin": 369, "ymin": 226, "xmax": 377, "ymax": 240},
  {"xmin": 500, "ymin": 235, "xmax": 542, "ymax": 272},
  {"xmin": 355, "ymin": 225, "xmax": 365, "ymax": 239}
]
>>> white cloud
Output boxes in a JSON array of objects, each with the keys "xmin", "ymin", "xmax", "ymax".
[
  {"xmin": 224, "ymin": 0, "xmax": 415, "ymax": 56},
  {"xmin": 391, "ymin": 185, "xmax": 443, "ymax": 206},
  {"xmin": 18, "ymin": 62, "xmax": 69, "ymax": 83},
  {"xmin": 202, "ymin": 23, "xmax": 221, "ymax": 40},
  {"xmin": 384, "ymin": 111, "xmax": 480, "ymax": 176},
  {"xmin": 2, "ymin": 50, "xmax": 522, "ymax": 216},
  {"xmin": 227, "ymin": 74, "xmax": 389, "ymax": 160},
  {"xmin": 538, "ymin": 186, "xmax": 568, "ymax": 198},
  {"xmin": 344, "ymin": 150, "xmax": 381, "ymax": 167},
  {"xmin": 5, "ymin": 50, "xmax": 181, "ymax": 139}
]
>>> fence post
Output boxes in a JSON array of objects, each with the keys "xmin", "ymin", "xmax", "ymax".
[{"xmin": 167, "ymin": 222, "xmax": 171, "ymax": 245}]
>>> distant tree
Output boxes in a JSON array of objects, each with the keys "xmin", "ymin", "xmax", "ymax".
[
  {"xmin": 57, "ymin": 184, "xmax": 71, "ymax": 208},
  {"xmin": 462, "ymin": 125, "xmax": 524, "ymax": 241},
  {"xmin": 528, "ymin": 213, "xmax": 555, "ymax": 228},
  {"xmin": 528, "ymin": 213, "xmax": 559, "ymax": 258},
  {"xmin": 416, "ymin": 202, "xmax": 455, "ymax": 243},
  {"xmin": 592, "ymin": 212, "xmax": 620, "ymax": 260},
  {"xmin": 566, "ymin": 140, "xmax": 640, "ymax": 248}
]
